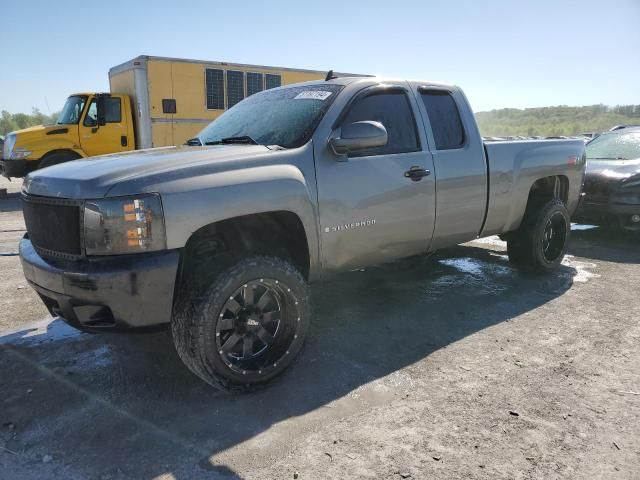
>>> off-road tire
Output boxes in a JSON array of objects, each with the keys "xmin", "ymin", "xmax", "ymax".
[
  {"xmin": 39, "ymin": 151, "xmax": 82, "ymax": 170},
  {"xmin": 507, "ymin": 199, "xmax": 570, "ymax": 273},
  {"xmin": 171, "ymin": 255, "xmax": 310, "ymax": 392}
]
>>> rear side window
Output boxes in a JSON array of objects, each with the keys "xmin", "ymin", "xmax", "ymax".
[
  {"xmin": 104, "ymin": 98, "xmax": 121, "ymax": 122},
  {"xmin": 420, "ymin": 91, "xmax": 465, "ymax": 150},
  {"xmin": 341, "ymin": 91, "xmax": 420, "ymax": 157},
  {"xmin": 83, "ymin": 97, "xmax": 121, "ymax": 126}
]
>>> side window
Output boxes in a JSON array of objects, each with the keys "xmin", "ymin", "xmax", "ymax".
[
  {"xmin": 83, "ymin": 98, "xmax": 121, "ymax": 126},
  {"xmin": 104, "ymin": 98, "xmax": 121, "ymax": 122},
  {"xmin": 84, "ymin": 101, "xmax": 97, "ymax": 126},
  {"xmin": 420, "ymin": 91, "xmax": 465, "ymax": 150},
  {"xmin": 341, "ymin": 91, "xmax": 419, "ymax": 157}
]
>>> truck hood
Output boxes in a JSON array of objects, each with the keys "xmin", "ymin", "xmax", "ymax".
[
  {"xmin": 24, "ymin": 145, "xmax": 278, "ymax": 198},
  {"xmin": 13, "ymin": 124, "xmax": 53, "ymax": 135},
  {"xmin": 582, "ymin": 158, "xmax": 640, "ymax": 200},
  {"xmin": 11, "ymin": 124, "xmax": 69, "ymax": 141}
]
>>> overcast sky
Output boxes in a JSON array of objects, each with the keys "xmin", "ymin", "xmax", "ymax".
[{"xmin": 1, "ymin": 0, "xmax": 638, "ymax": 114}]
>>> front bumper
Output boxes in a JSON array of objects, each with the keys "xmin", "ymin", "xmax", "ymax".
[
  {"xmin": 1, "ymin": 158, "xmax": 39, "ymax": 178},
  {"xmin": 574, "ymin": 198, "xmax": 640, "ymax": 227},
  {"xmin": 20, "ymin": 237, "xmax": 181, "ymax": 331}
]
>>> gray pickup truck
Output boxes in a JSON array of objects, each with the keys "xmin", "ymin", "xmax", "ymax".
[{"xmin": 19, "ymin": 76, "xmax": 585, "ymax": 390}]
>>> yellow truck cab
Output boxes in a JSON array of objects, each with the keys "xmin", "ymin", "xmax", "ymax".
[
  {"xmin": 1, "ymin": 55, "xmax": 344, "ymax": 178},
  {"xmin": 1, "ymin": 93, "xmax": 135, "ymax": 177}
]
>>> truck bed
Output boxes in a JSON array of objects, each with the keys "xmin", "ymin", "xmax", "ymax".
[{"xmin": 482, "ymin": 139, "xmax": 585, "ymax": 236}]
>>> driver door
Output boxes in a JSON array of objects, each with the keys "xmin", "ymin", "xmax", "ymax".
[
  {"xmin": 80, "ymin": 96, "xmax": 130, "ymax": 157},
  {"xmin": 314, "ymin": 85, "xmax": 436, "ymax": 272}
]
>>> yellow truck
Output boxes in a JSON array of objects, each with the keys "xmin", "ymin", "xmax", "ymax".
[{"xmin": 1, "ymin": 55, "xmax": 337, "ymax": 178}]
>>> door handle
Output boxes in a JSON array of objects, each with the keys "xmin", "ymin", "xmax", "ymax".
[{"xmin": 404, "ymin": 166, "xmax": 431, "ymax": 181}]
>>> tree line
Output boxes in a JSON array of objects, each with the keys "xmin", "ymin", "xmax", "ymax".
[
  {"xmin": 476, "ymin": 104, "xmax": 640, "ymax": 137},
  {"xmin": 2, "ymin": 104, "xmax": 640, "ymax": 138},
  {"xmin": 1, "ymin": 109, "xmax": 59, "ymax": 136}
]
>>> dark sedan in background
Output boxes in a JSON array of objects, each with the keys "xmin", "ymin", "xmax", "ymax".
[{"xmin": 575, "ymin": 127, "xmax": 640, "ymax": 230}]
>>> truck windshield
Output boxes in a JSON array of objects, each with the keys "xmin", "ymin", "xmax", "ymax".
[
  {"xmin": 197, "ymin": 84, "xmax": 343, "ymax": 149},
  {"xmin": 586, "ymin": 132, "xmax": 640, "ymax": 161},
  {"xmin": 57, "ymin": 95, "xmax": 88, "ymax": 125}
]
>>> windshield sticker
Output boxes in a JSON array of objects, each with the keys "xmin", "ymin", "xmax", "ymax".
[{"xmin": 294, "ymin": 91, "xmax": 333, "ymax": 101}]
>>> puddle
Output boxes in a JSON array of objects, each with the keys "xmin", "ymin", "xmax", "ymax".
[
  {"xmin": 439, "ymin": 257, "xmax": 512, "ymax": 277},
  {"xmin": 72, "ymin": 344, "xmax": 114, "ymax": 369},
  {"xmin": 428, "ymin": 256, "xmax": 513, "ymax": 298},
  {"xmin": 0, "ymin": 317, "xmax": 85, "ymax": 345},
  {"xmin": 439, "ymin": 258, "xmax": 483, "ymax": 275}
]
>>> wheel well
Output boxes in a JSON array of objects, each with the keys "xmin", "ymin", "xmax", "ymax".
[
  {"xmin": 527, "ymin": 175, "xmax": 569, "ymax": 208},
  {"xmin": 179, "ymin": 211, "xmax": 310, "ymax": 285},
  {"xmin": 41, "ymin": 149, "xmax": 83, "ymax": 162}
]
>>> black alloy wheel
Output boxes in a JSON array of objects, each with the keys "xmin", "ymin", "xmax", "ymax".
[
  {"xmin": 172, "ymin": 256, "xmax": 310, "ymax": 391},
  {"xmin": 216, "ymin": 279, "xmax": 298, "ymax": 375},
  {"xmin": 541, "ymin": 211, "xmax": 568, "ymax": 263}
]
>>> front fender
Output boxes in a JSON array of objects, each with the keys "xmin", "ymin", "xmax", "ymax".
[
  {"xmin": 12, "ymin": 125, "xmax": 83, "ymax": 161},
  {"xmin": 156, "ymin": 164, "xmax": 319, "ymax": 276}
]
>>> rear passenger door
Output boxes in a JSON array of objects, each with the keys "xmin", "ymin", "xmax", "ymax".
[
  {"xmin": 314, "ymin": 85, "xmax": 436, "ymax": 272},
  {"xmin": 415, "ymin": 88, "xmax": 488, "ymax": 248}
]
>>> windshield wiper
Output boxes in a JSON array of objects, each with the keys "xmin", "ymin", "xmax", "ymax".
[
  {"xmin": 204, "ymin": 135, "xmax": 258, "ymax": 146},
  {"xmin": 589, "ymin": 156, "xmax": 628, "ymax": 160}
]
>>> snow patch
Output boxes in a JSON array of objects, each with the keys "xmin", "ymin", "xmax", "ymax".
[
  {"xmin": 571, "ymin": 223, "xmax": 598, "ymax": 231},
  {"xmin": 472, "ymin": 236, "xmax": 506, "ymax": 247},
  {"xmin": 562, "ymin": 255, "xmax": 600, "ymax": 283}
]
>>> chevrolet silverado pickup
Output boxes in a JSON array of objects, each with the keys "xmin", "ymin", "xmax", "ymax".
[{"xmin": 19, "ymin": 76, "xmax": 586, "ymax": 390}]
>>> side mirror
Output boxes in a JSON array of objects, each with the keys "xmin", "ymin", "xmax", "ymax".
[
  {"xmin": 96, "ymin": 95, "xmax": 107, "ymax": 126},
  {"xmin": 329, "ymin": 121, "xmax": 388, "ymax": 156}
]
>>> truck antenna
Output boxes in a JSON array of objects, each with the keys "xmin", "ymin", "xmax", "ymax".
[{"xmin": 325, "ymin": 70, "xmax": 338, "ymax": 81}]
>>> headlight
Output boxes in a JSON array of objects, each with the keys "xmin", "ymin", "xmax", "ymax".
[
  {"xmin": 3, "ymin": 133, "xmax": 15, "ymax": 159},
  {"xmin": 11, "ymin": 148, "xmax": 32, "ymax": 160},
  {"xmin": 83, "ymin": 194, "xmax": 166, "ymax": 255}
]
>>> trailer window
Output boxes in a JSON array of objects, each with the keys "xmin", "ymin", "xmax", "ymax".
[
  {"xmin": 226, "ymin": 71, "xmax": 245, "ymax": 109},
  {"xmin": 206, "ymin": 69, "xmax": 225, "ymax": 110},
  {"xmin": 247, "ymin": 72, "xmax": 264, "ymax": 96},
  {"xmin": 340, "ymin": 91, "xmax": 420, "ymax": 157},
  {"xmin": 265, "ymin": 74, "xmax": 281, "ymax": 90},
  {"xmin": 420, "ymin": 91, "xmax": 465, "ymax": 150}
]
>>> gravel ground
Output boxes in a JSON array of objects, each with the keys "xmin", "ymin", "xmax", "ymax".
[{"xmin": 1, "ymin": 176, "xmax": 639, "ymax": 479}]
